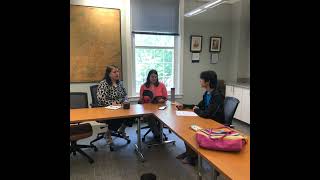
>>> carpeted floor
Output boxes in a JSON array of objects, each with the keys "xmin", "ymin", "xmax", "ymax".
[{"xmin": 70, "ymin": 119, "xmax": 249, "ymax": 180}]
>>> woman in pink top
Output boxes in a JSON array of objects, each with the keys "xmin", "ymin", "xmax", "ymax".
[{"xmin": 139, "ymin": 69, "xmax": 168, "ymax": 141}]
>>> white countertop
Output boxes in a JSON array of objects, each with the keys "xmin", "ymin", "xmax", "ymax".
[{"xmin": 225, "ymin": 82, "xmax": 250, "ymax": 89}]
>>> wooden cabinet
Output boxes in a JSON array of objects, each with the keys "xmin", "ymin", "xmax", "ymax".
[{"xmin": 225, "ymin": 85, "xmax": 250, "ymax": 124}]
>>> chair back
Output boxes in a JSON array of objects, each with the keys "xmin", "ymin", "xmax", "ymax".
[
  {"xmin": 224, "ymin": 97, "xmax": 240, "ymax": 126},
  {"xmin": 70, "ymin": 92, "xmax": 88, "ymax": 109},
  {"xmin": 217, "ymin": 80, "xmax": 225, "ymax": 96},
  {"xmin": 90, "ymin": 85, "xmax": 100, "ymax": 107}
]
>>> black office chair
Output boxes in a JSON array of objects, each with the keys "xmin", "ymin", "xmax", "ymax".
[
  {"xmin": 89, "ymin": 85, "xmax": 131, "ymax": 151},
  {"xmin": 217, "ymin": 80, "xmax": 225, "ymax": 97},
  {"xmin": 223, "ymin": 97, "xmax": 240, "ymax": 128},
  {"xmin": 70, "ymin": 92, "xmax": 97, "ymax": 164},
  {"xmin": 210, "ymin": 96, "xmax": 240, "ymax": 177}
]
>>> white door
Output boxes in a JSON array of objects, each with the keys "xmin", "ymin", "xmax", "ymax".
[
  {"xmin": 233, "ymin": 87, "xmax": 243, "ymax": 120},
  {"xmin": 241, "ymin": 88, "xmax": 250, "ymax": 124},
  {"xmin": 225, "ymin": 85, "xmax": 233, "ymax": 97}
]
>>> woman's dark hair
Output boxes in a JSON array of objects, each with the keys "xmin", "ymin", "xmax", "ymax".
[
  {"xmin": 104, "ymin": 65, "xmax": 120, "ymax": 85},
  {"xmin": 200, "ymin": 70, "xmax": 218, "ymax": 89},
  {"xmin": 144, "ymin": 69, "xmax": 159, "ymax": 88}
]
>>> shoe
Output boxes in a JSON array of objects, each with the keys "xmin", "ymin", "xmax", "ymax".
[
  {"xmin": 176, "ymin": 152, "xmax": 187, "ymax": 159},
  {"xmin": 118, "ymin": 130, "xmax": 127, "ymax": 137},
  {"xmin": 182, "ymin": 156, "xmax": 196, "ymax": 166},
  {"xmin": 153, "ymin": 135, "xmax": 161, "ymax": 142},
  {"xmin": 117, "ymin": 124, "xmax": 127, "ymax": 137},
  {"xmin": 104, "ymin": 130, "xmax": 113, "ymax": 145}
]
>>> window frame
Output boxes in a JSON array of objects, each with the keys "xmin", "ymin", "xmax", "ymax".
[{"xmin": 131, "ymin": 34, "xmax": 180, "ymax": 98}]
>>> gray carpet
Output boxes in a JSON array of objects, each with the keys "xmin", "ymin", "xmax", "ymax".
[{"xmin": 70, "ymin": 119, "xmax": 250, "ymax": 180}]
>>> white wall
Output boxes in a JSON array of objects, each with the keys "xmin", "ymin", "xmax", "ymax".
[
  {"xmin": 70, "ymin": 0, "xmax": 250, "ymax": 106},
  {"xmin": 180, "ymin": 3, "xmax": 232, "ymax": 104},
  {"xmin": 70, "ymin": 0, "xmax": 131, "ymax": 106},
  {"xmin": 230, "ymin": 0, "xmax": 250, "ymax": 80},
  {"xmin": 70, "ymin": 0, "xmax": 184, "ymax": 105}
]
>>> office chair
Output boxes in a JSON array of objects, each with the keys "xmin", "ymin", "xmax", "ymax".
[
  {"xmin": 223, "ymin": 97, "xmax": 240, "ymax": 128},
  {"xmin": 70, "ymin": 92, "xmax": 97, "ymax": 164},
  {"xmin": 89, "ymin": 85, "xmax": 131, "ymax": 151},
  {"xmin": 137, "ymin": 93, "xmax": 172, "ymax": 142},
  {"xmin": 210, "ymin": 96, "xmax": 240, "ymax": 177},
  {"xmin": 217, "ymin": 80, "xmax": 225, "ymax": 97}
]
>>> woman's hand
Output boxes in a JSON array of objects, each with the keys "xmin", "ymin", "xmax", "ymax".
[
  {"xmin": 175, "ymin": 103, "xmax": 184, "ymax": 110},
  {"xmin": 138, "ymin": 99, "xmax": 144, "ymax": 104},
  {"xmin": 112, "ymin": 101, "xmax": 121, "ymax": 106}
]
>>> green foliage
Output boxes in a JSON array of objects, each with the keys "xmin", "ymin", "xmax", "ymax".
[{"xmin": 135, "ymin": 35, "xmax": 175, "ymax": 93}]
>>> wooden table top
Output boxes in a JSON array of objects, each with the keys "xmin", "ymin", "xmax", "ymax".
[
  {"xmin": 70, "ymin": 104, "xmax": 154, "ymax": 123},
  {"xmin": 70, "ymin": 102, "xmax": 250, "ymax": 180},
  {"xmin": 154, "ymin": 103, "xmax": 250, "ymax": 180}
]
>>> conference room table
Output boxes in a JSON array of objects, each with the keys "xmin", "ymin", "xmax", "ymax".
[{"xmin": 70, "ymin": 102, "xmax": 250, "ymax": 180}]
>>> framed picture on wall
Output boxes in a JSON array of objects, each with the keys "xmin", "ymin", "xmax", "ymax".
[
  {"xmin": 190, "ymin": 35, "xmax": 202, "ymax": 52},
  {"xmin": 209, "ymin": 36, "xmax": 222, "ymax": 52}
]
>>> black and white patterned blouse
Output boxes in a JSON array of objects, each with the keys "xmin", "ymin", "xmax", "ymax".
[{"xmin": 97, "ymin": 79, "xmax": 127, "ymax": 106}]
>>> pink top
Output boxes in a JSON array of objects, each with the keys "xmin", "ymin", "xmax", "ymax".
[{"xmin": 139, "ymin": 82, "xmax": 168, "ymax": 103}]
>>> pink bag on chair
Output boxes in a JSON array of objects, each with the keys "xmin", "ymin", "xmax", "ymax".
[{"xmin": 195, "ymin": 126, "xmax": 247, "ymax": 152}]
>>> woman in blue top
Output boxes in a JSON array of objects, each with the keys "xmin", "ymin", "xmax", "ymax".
[{"xmin": 175, "ymin": 70, "xmax": 225, "ymax": 166}]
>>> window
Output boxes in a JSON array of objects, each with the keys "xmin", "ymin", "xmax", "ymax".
[{"xmin": 133, "ymin": 34, "xmax": 176, "ymax": 94}]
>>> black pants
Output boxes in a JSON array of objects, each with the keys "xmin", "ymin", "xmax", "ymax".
[
  {"xmin": 184, "ymin": 142, "xmax": 198, "ymax": 159},
  {"xmin": 145, "ymin": 114, "xmax": 160, "ymax": 137},
  {"xmin": 107, "ymin": 119, "xmax": 127, "ymax": 131}
]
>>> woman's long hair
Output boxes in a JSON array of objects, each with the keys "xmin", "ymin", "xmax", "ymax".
[
  {"xmin": 104, "ymin": 65, "xmax": 120, "ymax": 85},
  {"xmin": 144, "ymin": 69, "xmax": 159, "ymax": 88}
]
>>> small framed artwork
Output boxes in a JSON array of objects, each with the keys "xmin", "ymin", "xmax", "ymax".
[
  {"xmin": 190, "ymin": 35, "xmax": 202, "ymax": 52},
  {"xmin": 210, "ymin": 36, "xmax": 222, "ymax": 52}
]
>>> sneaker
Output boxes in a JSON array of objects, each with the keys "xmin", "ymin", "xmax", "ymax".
[
  {"xmin": 176, "ymin": 152, "xmax": 187, "ymax": 159},
  {"xmin": 182, "ymin": 156, "xmax": 196, "ymax": 166},
  {"xmin": 117, "ymin": 124, "xmax": 127, "ymax": 137},
  {"xmin": 104, "ymin": 130, "xmax": 113, "ymax": 145}
]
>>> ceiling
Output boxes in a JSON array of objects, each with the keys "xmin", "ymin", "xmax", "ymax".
[{"xmin": 184, "ymin": 0, "xmax": 242, "ymax": 23}]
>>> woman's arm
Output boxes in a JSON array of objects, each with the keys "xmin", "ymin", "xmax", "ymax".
[
  {"xmin": 162, "ymin": 83, "xmax": 168, "ymax": 100},
  {"xmin": 194, "ymin": 94, "xmax": 223, "ymax": 119},
  {"xmin": 138, "ymin": 85, "xmax": 144, "ymax": 104}
]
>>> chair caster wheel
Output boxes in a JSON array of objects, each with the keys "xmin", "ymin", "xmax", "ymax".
[
  {"xmin": 142, "ymin": 138, "xmax": 145, "ymax": 142},
  {"xmin": 94, "ymin": 147, "xmax": 98, "ymax": 152},
  {"xmin": 110, "ymin": 147, "xmax": 114, "ymax": 151},
  {"xmin": 89, "ymin": 159, "xmax": 94, "ymax": 164}
]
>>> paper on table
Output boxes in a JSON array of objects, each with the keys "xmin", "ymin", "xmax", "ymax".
[
  {"xmin": 176, "ymin": 111, "xmax": 198, "ymax": 116},
  {"xmin": 105, "ymin": 105, "xmax": 122, "ymax": 110}
]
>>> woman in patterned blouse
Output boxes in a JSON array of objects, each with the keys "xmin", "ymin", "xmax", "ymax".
[{"xmin": 97, "ymin": 65, "xmax": 128, "ymax": 144}]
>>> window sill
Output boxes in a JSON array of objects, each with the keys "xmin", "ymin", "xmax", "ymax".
[{"xmin": 128, "ymin": 94, "xmax": 184, "ymax": 102}]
